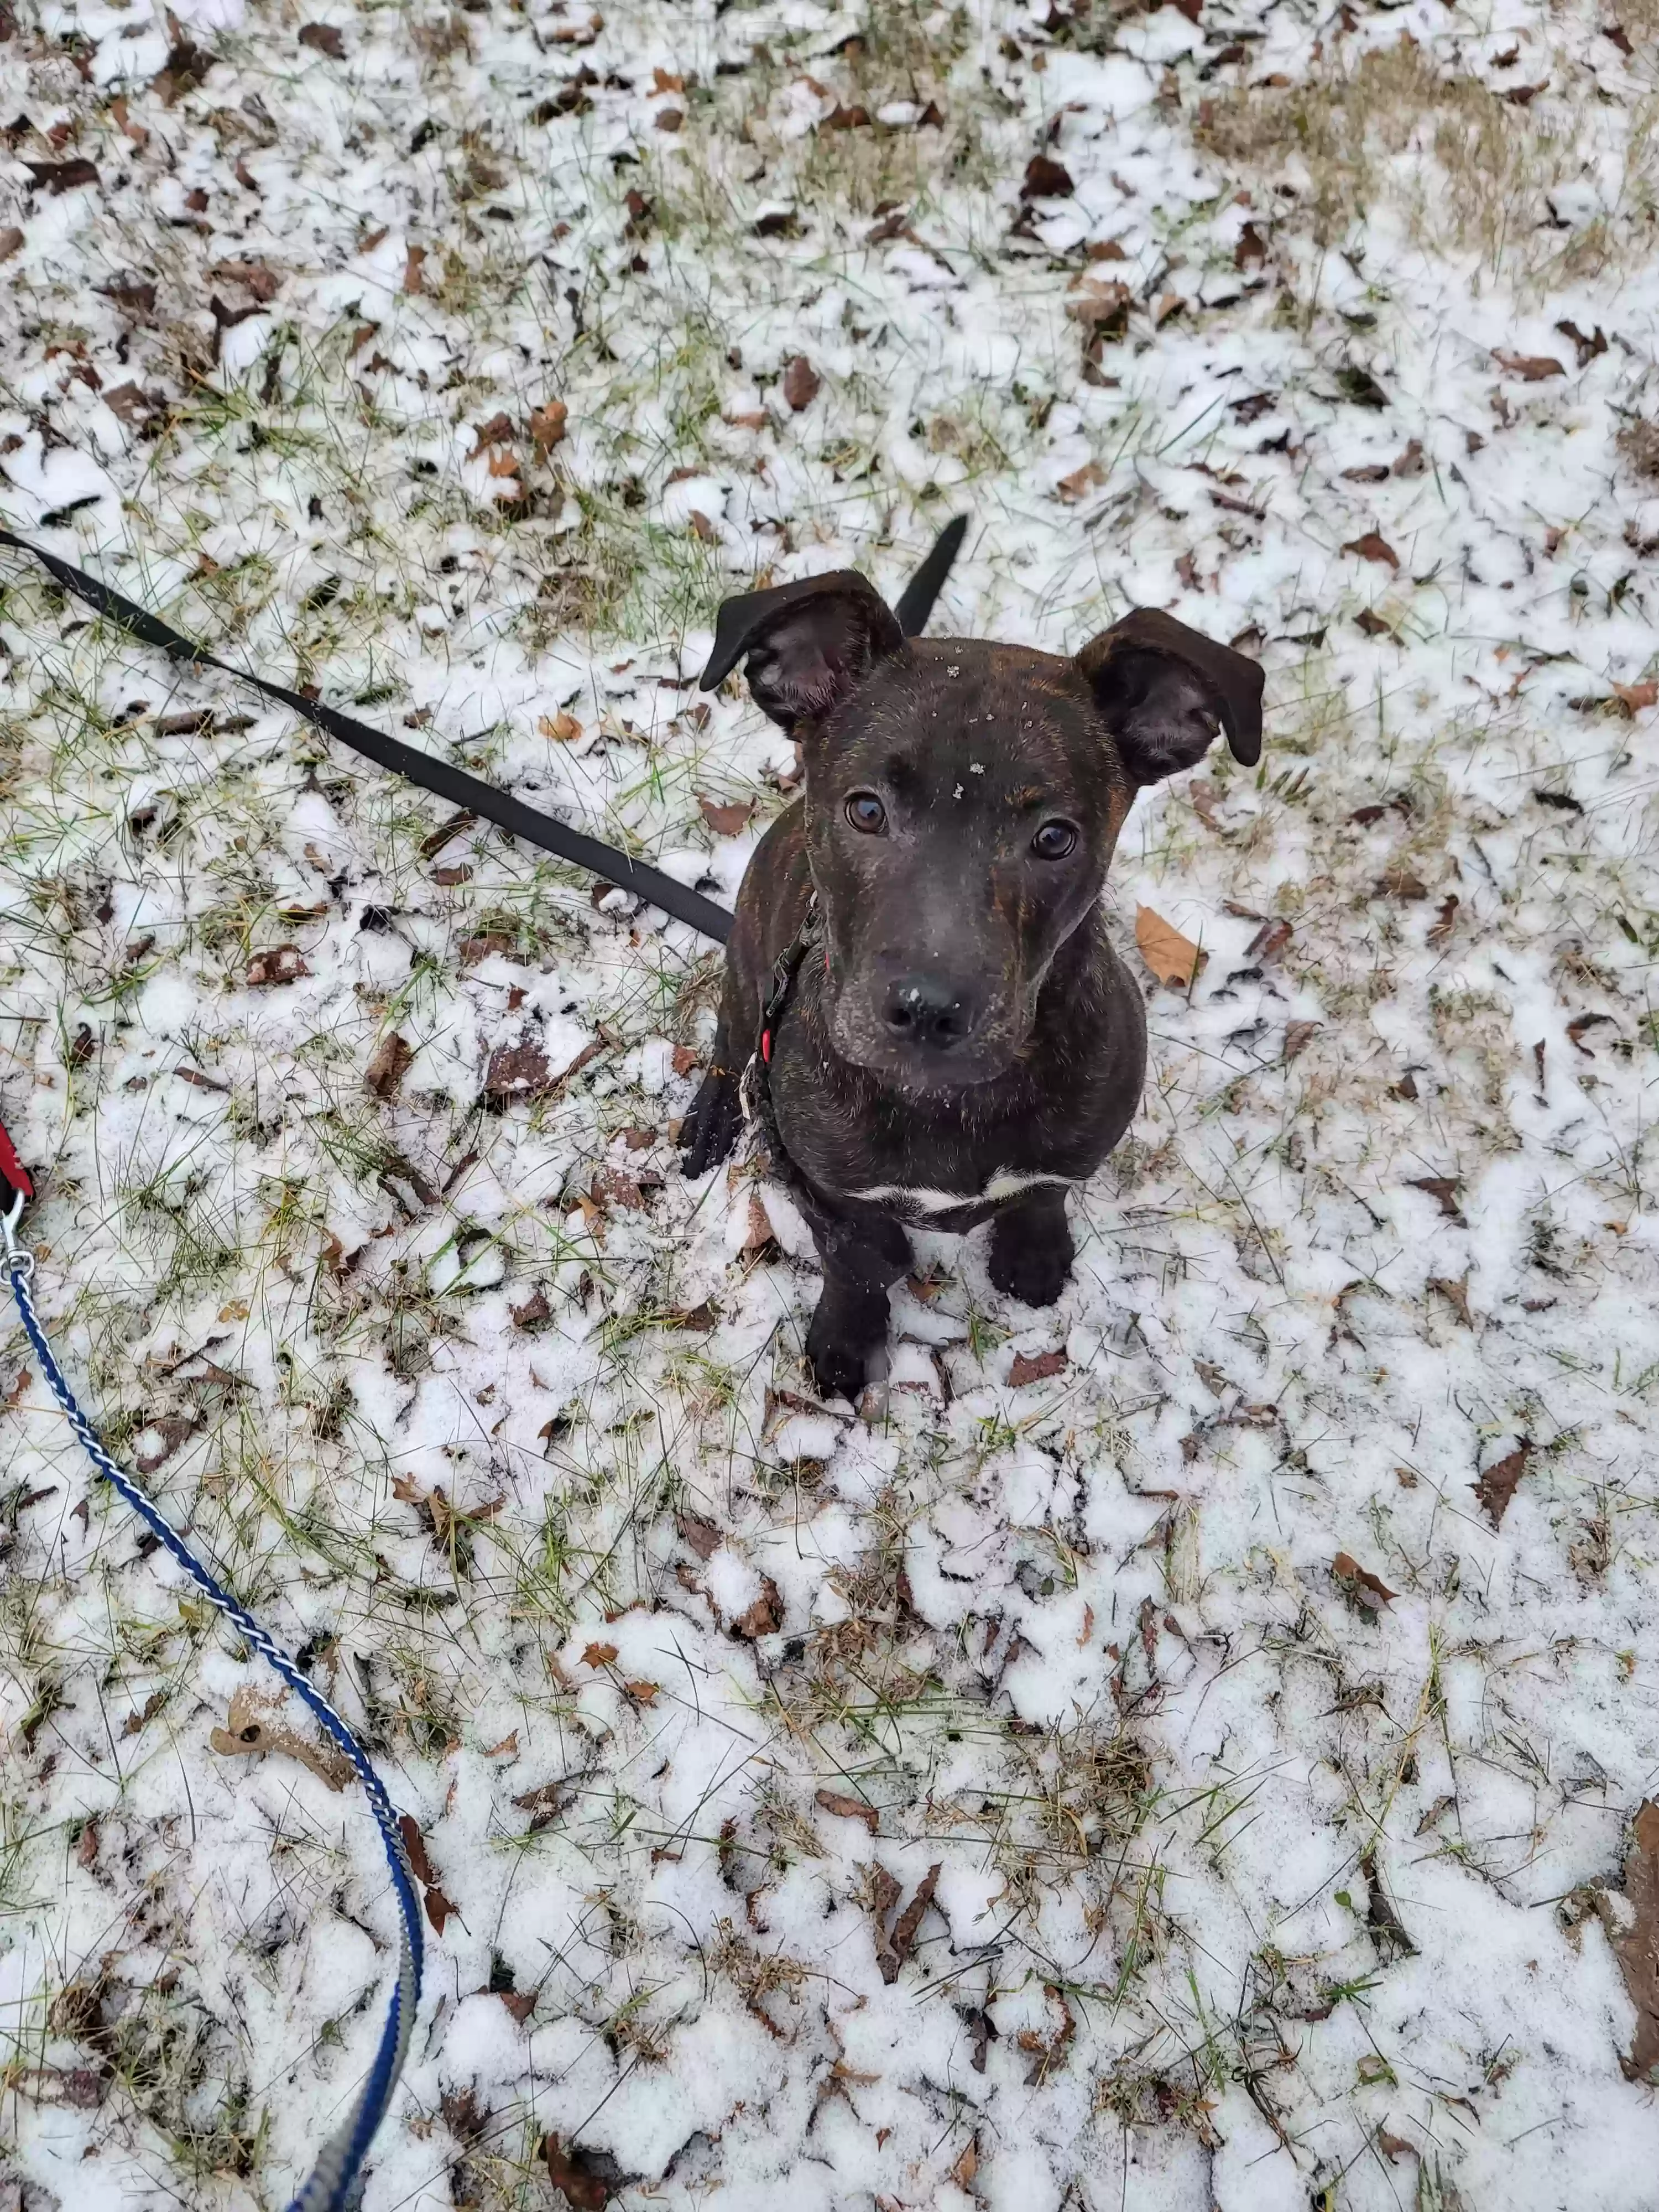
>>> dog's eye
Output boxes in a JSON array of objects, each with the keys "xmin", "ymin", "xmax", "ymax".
[
  {"xmin": 1031, "ymin": 820, "xmax": 1078, "ymax": 860},
  {"xmin": 845, "ymin": 792, "xmax": 887, "ymax": 834}
]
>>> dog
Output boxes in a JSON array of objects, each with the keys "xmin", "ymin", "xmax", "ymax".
[{"xmin": 679, "ymin": 561, "xmax": 1265, "ymax": 1401}]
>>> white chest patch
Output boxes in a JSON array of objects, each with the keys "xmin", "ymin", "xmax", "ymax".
[{"xmin": 847, "ymin": 1168, "xmax": 1076, "ymax": 1217}]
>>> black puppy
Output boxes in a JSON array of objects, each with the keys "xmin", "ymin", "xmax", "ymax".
[{"xmin": 680, "ymin": 564, "xmax": 1264, "ymax": 1400}]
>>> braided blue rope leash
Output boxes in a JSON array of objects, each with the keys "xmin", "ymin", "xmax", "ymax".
[{"xmin": 2, "ymin": 1186, "xmax": 425, "ymax": 2212}]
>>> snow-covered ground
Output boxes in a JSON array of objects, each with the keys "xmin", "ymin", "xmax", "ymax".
[{"xmin": 5, "ymin": 0, "xmax": 1659, "ymax": 2205}]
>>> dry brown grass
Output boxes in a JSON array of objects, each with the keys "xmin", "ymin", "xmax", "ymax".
[{"xmin": 1197, "ymin": 41, "xmax": 1659, "ymax": 288}]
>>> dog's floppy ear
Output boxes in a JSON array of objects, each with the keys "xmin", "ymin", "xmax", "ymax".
[
  {"xmin": 1076, "ymin": 608, "xmax": 1264, "ymax": 783},
  {"xmin": 700, "ymin": 571, "xmax": 903, "ymax": 732}
]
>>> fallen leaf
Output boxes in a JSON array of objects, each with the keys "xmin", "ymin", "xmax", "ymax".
[
  {"xmin": 1065, "ymin": 277, "xmax": 1131, "ymax": 330},
  {"xmin": 209, "ymin": 1686, "xmax": 354, "ymax": 1789},
  {"xmin": 1344, "ymin": 531, "xmax": 1400, "ymax": 570},
  {"xmin": 1234, "ymin": 220, "xmax": 1267, "ymax": 268},
  {"xmin": 545, "ymin": 2133, "xmax": 630, "ymax": 2210},
  {"xmin": 891, "ymin": 1863, "xmax": 941, "ymax": 1968},
  {"xmin": 582, "ymin": 1642, "xmax": 619, "ymax": 1668},
  {"xmin": 483, "ymin": 1036, "xmax": 598, "ymax": 1103},
  {"xmin": 816, "ymin": 1788, "xmax": 879, "ymax": 1833},
  {"xmin": 1136, "ymin": 904, "xmax": 1202, "ymax": 987},
  {"xmin": 403, "ymin": 243, "xmax": 426, "ymax": 293},
  {"xmin": 365, "ymin": 1031, "xmax": 413, "ymax": 1099},
  {"xmin": 1283, "ymin": 1020, "xmax": 1320, "ymax": 1060},
  {"xmin": 539, "ymin": 710, "xmax": 583, "ymax": 741},
  {"xmin": 510, "ymin": 1286, "xmax": 552, "ymax": 1332},
  {"xmin": 245, "ymin": 945, "xmax": 309, "ymax": 987},
  {"xmin": 1493, "ymin": 348, "xmax": 1564, "ymax": 380},
  {"xmin": 1056, "ymin": 460, "xmax": 1106, "ymax": 503},
  {"xmin": 468, "ymin": 411, "xmax": 515, "ymax": 461},
  {"xmin": 671, "ymin": 1044, "xmax": 699, "ymax": 1077},
  {"xmin": 781, "ymin": 355, "xmax": 820, "ymax": 411},
  {"xmin": 483, "ymin": 1731, "xmax": 519, "ymax": 1756},
  {"xmin": 0, "ymin": 225, "xmax": 25, "ymax": 262},
  {"xmin": 1474, "ymin": 1440, "xmax": 1531, "ymax": 1527},
  {"xmin": 1612, "ymin": 679, "xmax": 1658, "ymax": 715},
  {"xmin": 299, "ymin": 21, "xmax": 346, "ymax": 56},
  {"xmin": 1333, "ymin": 1551, "xmax": 1398, "ymax": 1609},
  {"xmin": 529, "ymin": 399, "xmax": 567, "ymax": 457},
  {"xmin": 677, "ymin": 1511, "xmax": 721, "ymax": 1558},
  {"xmin": 732, "ymin": 1577, "xmax": 784, "ymax": 1639},
  {"xmin": 1021, "ymin": 154, "xmax": 1074, "ymax": 199},
  {"xmin": 1614, "ymin": 1801, "xmax": 1659, "ymax": 2081},
  {"xmin": 1427, "ymin": 893, "xmax": 1460, "ymax": 945},
  {"xmin": 1567, "ymin": 1013, "xmax": 1615, "ymax": 1056},
  {"xmin": 699, "ymin": 795, "xmax": 754, "ymax": 837},
  {"xmin": 13, "ymin": 2067, "xmax": 106, "ymax": 2109},
  {"xmin": 1408, "ymin": 1175, "xmax": 1464, "ymax": 1222},
  {"xmin": 1556, "ymin": 318, "xmax": 1608, "ymax": 368},
  {"xmin": 624, "ymin": 1681, "xmax": 659, "ymax": 1704},
  {"xmin": 1009, "ymin": 1349, "xmax": 1067, "ymax": 1386},
  {"xmin": 24, "ymin": 158, "xmax": 100, "ymax": 194},
  {"xmin": 952, "ymin": 2140, "xmax": 979, "ymax": 2188},
  {"xmin": 1374, "ymin": 865, "xmax": 1427, "ymax": 900},
  {"xmin": 135, "ymin": 1415, "xmax": 197, "ymax": 1474},
  {"xmin": 1428, "ymin": 1274, "xmax": 1473, "ymax": 1326},
  {"xmin": 1248, "ymin": 917, "xmax": 1292, "ymax": 959},
  {"xmin": 209, "ymin": 258, "xmax": 279, "ymax": 300}
]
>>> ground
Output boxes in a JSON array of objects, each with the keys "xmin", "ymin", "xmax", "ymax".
[{"xmin": 3, "ymin": 0, "xmax": 1659, "ymax": 2206}]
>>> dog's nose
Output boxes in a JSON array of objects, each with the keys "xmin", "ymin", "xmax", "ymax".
[{"xmin": 883, "ymin": 974, "xmax": 974, "ymax": 1049}]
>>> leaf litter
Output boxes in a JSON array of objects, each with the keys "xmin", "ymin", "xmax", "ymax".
[{"xmin": 4, "ymin": 0, "xmax": 1659, "ymax": 2207}]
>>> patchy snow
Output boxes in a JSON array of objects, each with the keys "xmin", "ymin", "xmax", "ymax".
[{"xmin": 5, "ymin": 0, "xmax": 1659, "ymax": 2206}]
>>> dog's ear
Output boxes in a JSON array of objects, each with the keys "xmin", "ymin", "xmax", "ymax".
[
  {"xmin": 700, "ymin": 571, "xmax": 903, "ymax": 732},
  {"xmin": 1076, "ymin": 609, "xmax": 1264, "ymax": 783}
]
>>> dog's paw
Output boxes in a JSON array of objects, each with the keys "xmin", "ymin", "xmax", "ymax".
[
  {"xmin": 805, "ymin": 1294, "xmax": 883, "ymax": 1403},
  {"xmin": 679, "ymin": 1068, "xmax": 743, "ymax": 1177},
  {"xmin": 988, "ymin": 1215, "xmax": 1075, "ymax": 1308}
]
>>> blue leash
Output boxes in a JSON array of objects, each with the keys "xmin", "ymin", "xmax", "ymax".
[{"xmin": 1, "ymin": 1169, "xmax": 425, "ymax": 2212}]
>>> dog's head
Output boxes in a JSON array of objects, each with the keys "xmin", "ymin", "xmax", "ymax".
[{"xmin": 701, "ymin": 570, "xmax": 1263, "ymax": 1090}]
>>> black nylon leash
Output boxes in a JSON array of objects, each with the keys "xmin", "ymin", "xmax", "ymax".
[{"xmin": 0, "ymin": 521, "xmax": 965, "ymax": 947}]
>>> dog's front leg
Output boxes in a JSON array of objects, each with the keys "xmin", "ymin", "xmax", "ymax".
[
  {"xmin": 987, "ymin": 1185, "xmax": 1075, "ymax": 1308},
  {"xmin": 799, "ymin": 1201, "xmax": 912, "ymax": 1402},
  {"xmin": 680, "ymin": 973, "xmax": 749, "ymax": 1177}
]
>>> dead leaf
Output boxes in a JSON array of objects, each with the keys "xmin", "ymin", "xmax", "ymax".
[
  {"xmin": 245, "ymin": 945, "xmax": 309, "ymax": 987},
  {"xmin": 530, "ymin": 398, "xmax": 567, "ymax": 457},
  {"xmin": 1009, "ymin": 1348, "xmax": 1067, "ymax": 1386},
  {"xmin": 699, "ymin": 795, "xmax": 754, "ymax": 837},
  {"xmin": 510, "ymin": 1286, "xmax": 552, "ymax": 1332},
  {"xmin": 1493, "ymin": 348, "xmax": 1564, "ymax": 380},
  {"xmin": 677, "ymin": 1511, "xmax": 721, "ymax": 1558},
  {"xmin": 816, "ymin": 1789, "xmax": 879, "ymax": 1833},
  {"xmin": 782, "ymin": 355, "xmax": 821, "ymax": 411},
  {"xmin": 1427, "ymin": 893, "xmax": 1460, "ymax": 945},
  {"xmin": 24, "ymin": 156, "xmax": 101, "ymax": 193},
  {"xmin": 732, "ymin": 1577, "xmax": 784, "ymax": 1640},
  {"xmin": 1136, "ymin": 904, "xmax": 1202, "ymax": 987},
  {"xmin": 891, "ymin": 1864, "xmax": 941, "ymax": 1969},
  {"xmin": 582, "ymin": 1641, "xmax": 619, "ymax": 1667},
  {"xmin": 952, "ymin": 2140, "xmax": 979, "ymax": 2188},
  {"xmin": 1376, "ymin": 2126, "xmax": 1415, "ymax": 2161},
  {"xmin": 299, "ymin": 21, "xmax": 346, "ymax": 56},
  {"xmin": 1056, "ymin": 460, "xmax": 1106, "ymax": 502},
  {"xmin": 209, "ymin": 258, "xmax": 280, "ymax": 300},
  {"xmin": 1556, "ymin": 319, "xmax": 1608, "ymax": 368},
  {"xmin": 1474, "ymin": 1441, "xmax": 1531, "ymax": 1527},
  {"xmin": 1248, "ymin": 917, "xmax": 1293, "ymax": 959},
  {"xmin": 1374, "ymin": 865, "xmax": 1427, "ymax": 899},
  {"xmin": 624, "ymin": 1681, "xmax": 660, "ymax": 1704},
  {"xmin": 671, "ymin": 1044, "xmax": 699, "ymax": 1077},
  {"xmin": 365, "ymin": 1031, "xmax": 413, "ymax": 1099},
  {"xmin": 1614, "ymin": 1801, "xmax": 1659, "ymax": 2081},
  {"xmin": 483, "ymin": 1036, "xmax": 598, "ymax": 1104},
  {"xmin": 1343, "ymin": 531, "xmax": 1400, "ymax": 570},
  {"xmin": 135, "ymin": 1414, "xmax": 197, "ymax": 1474},
  {"xmin": 1065, "ymin": 278, "xmax": 1131, "ymax": 331},
  {"xmin": 209, "ymin": 1686, "xmax": 354, "ymax": 1789},
  {"xmin": 1612, "ymin": 679, "xmax": 1659, "ymax": 715},
  {"xmin": 1392, "ymin": 438, "xmax": 1427, "ymax": 477},
  {"xmin": 540, "ymin": 710, "xmax": 583, "ymax": 741},
  {"xmin": 742, "ymin": 1193, "xmax": 778, "ymax": 1255},
  {"xmin": 1284, "ymin": 1020, "xmax": 1320, "ymax": 1060},
  {"xmin": 1408, "ymin": 1175, "xmax": 1464, "ymax": 1222},
  {"xmin": 1567, "ymin": 1013, "xmax": 1615, "ymax": 1056},
  {"xmin": 1021, "ymin": 154, "xmax": 1074, "ymax": 199},
  {"xmin": 544, "ymin": 2132, "xmax": 630, "ymax": 2209},
  {"xmin": 1333, "ymin": 1551, "xmax": 1398, "ymax": 1610},
  {"xmin": 1429, "ymin": 1275, "xmax": 1473, "ymax": 1326}
]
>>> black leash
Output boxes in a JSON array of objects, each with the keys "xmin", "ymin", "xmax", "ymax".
[{"xmin": 0, "ymin": 521, "xmax": 966, "ymax": 948}]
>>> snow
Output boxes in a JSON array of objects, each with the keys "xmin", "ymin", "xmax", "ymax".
[{"xmin": 4, "ymin": 0, "xmax": 1659, "ymax": 2206}]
